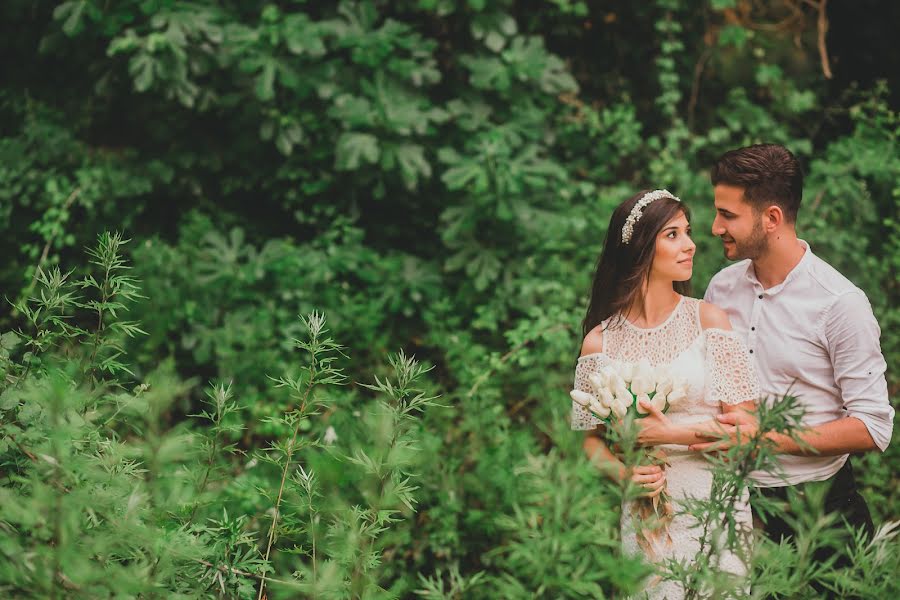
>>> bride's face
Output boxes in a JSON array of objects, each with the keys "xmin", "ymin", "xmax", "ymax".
[{"xmin": 650, "ymin": 212, "xmax": 695, "ymax": 282}]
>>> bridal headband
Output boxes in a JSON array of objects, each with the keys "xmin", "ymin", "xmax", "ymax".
[{"xmin": 621, "ymin": 189, "xmax": 682, "ymax": 245}]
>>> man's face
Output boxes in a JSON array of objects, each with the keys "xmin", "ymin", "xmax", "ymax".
[{"xmin": 712, "ymin": 184, "xmax": 768, "ymax": 261}]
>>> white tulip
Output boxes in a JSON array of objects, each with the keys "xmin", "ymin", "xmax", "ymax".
[
  {"xmin": 631, "ymin": 359, "xmax": 655, "ymax": 395},
  {"xmin": 589, "ymin": 399, "xmax": 611, "ymax": 418},
  {"xmin": 598, "ymin": 387, "xmax": 615, "ymax": 408},
  {"xmin": 631, "ymin": 375, "xmax": 654, "ymax": 396},
  {"xmin": 635, "ymin": 393, "xmax": 651, "ymax": 414},
  {"xmin": 588, "ymin": 372, "xmax": 607, "ymax": 396},
  {"xmin": 608, "ymin": 371, "xmax": 627, "ymax": 393},
  {"xmin": 600, "ymin": 363, "xmax": 619, "ymax": 381},
  {"xmin": 569, "ymin": 390, "xmax": 595, "ymax": 407},
  {"xmin": 655, "ymin": 368, "xmax": 674, "ymax": 398},
  {"xmin": 650, "ymin": 393, "xmax": 667, "ymax": 412},
  {"xmin": 617, "ymin": 361, "xmax": 635, "ymax": 384},
  {"xmin": 611, "ymin": 397, "xmax": 629, "ymax": 419},
  {"xmin": 666, "ymin": 387, "xmax": 687, "ymax": 406}
]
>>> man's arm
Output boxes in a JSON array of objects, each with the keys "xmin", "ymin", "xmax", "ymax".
[
  {"xmin": 692, "ymin": 291, "xmax": 893, "ymax": 456},
  {"xmin": 764, "ymin": 416, "xmax": 877, "ymax": 455},
  {"xmin": 824, "ymin": 290, "xmax": 893, "ymax": 452},
  {"xmin": 690, "ymin": 411, "xmax": 879, "ymax": 456}
]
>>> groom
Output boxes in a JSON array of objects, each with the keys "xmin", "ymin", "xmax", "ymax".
[{"xmin": 695, "ymin": 143, "xmax": 893, "ymax": 546}]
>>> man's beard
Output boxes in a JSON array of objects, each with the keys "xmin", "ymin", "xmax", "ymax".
[{"xmin": 722, "ymin": 221, "xmax": 768, "ymax": 260}]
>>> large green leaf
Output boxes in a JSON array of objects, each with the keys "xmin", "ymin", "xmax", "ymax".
[{"xmin": 335, "ymin": 132, "xmax": 380, "ymax": 170}]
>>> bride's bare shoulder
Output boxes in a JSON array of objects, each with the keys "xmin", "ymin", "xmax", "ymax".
[
  {"xmin": 580, "ymin": 325, "xmax": 604, "ymax": 356},
  {"xmin": 699, "ymin": 301, "xmax": 732, "ymax": 331}
]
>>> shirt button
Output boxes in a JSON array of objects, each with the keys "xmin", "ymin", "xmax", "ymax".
[
  {"xmin": 751, "ymin": 327, "xmax": 756, "ymax": 331},
  {"xmin": 758, "ymin": 294, "xmax": 763, "ymax": 299},
  {"xmin": 749, "ymin": 349, "xmax": 754, "ymax": 354}
]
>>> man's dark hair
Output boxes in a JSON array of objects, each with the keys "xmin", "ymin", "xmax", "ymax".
[{"xmin": 710, "ymin": 144, "xmax": 803, "ymax": 222}]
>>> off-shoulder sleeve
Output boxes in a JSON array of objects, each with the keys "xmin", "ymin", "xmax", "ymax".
[
  {"xmin": 704, "ymin": 329, "xmax": 761, "ymax": 406},
  {"xmin": 571, "ymin": 354, "xmax": 609, "ymax": 430}
]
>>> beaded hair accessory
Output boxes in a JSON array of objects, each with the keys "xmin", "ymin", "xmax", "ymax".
[{"xmin": 621, "ymin": 189, "xmax": 681, "ymax": 245}]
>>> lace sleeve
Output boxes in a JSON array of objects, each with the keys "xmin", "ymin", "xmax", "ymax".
[
  {"xmin": 704, "ymin": 329, "xmax": 761, "ymax": 406},
  {"xmin": 571, "ymin": 354, "xmax": 609, "ymax": 430}
]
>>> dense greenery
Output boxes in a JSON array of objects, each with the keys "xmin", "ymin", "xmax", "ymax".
[{"xmin": 1, "ymin": 1, "xmax": 897, "ymax": 598}]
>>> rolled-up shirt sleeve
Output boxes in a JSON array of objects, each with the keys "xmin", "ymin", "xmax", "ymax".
[{"xmin": 824, "ymin": 290, "xmax": 894, "ymax": 451}]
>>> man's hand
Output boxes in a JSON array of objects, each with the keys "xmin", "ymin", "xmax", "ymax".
[{"xmin": 688, "ymin": 409, "xmax": 758, "ymax": 452}]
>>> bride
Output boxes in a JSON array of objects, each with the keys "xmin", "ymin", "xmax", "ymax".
[{"xmin": 571, "ymin": 189, "xmax": 760, "ymax": 599}]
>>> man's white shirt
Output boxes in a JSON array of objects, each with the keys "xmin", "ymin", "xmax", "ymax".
[{"xmin": 705, "ymin": 240, "xmax": 893, "ymax": 487}]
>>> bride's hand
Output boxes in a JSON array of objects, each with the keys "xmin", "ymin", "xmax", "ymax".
[
  {"xmin": 636, "ymin": 400, "xmax": 676, "ymax": 446},
  {"xmin": 629, "ymin": 464, "xmax": 667, "ymax": 498}
]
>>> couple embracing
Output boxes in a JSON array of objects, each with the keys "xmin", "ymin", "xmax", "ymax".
[{"xmin": 571, "ymin": 144, "xmax": 893, "ymax": 599}]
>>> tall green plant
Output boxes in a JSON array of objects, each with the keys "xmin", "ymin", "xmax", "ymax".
[{"xmin": 254, "ymin": 311, "xmax": 346, "ymax": 599}]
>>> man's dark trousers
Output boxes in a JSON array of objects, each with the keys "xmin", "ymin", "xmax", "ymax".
[{"xmin": 753, "ymin": 458, "xmax": 874, "ymax": 544}]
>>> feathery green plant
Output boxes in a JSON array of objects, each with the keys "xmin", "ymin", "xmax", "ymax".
[{"xmin": 254, "ymin": 311, "xmax": 346, "ymax": 599}]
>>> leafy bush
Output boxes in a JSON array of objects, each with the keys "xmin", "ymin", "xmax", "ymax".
[{"xmin": 1, "ymin": 1, "xmax": 897, "ymax": 597}]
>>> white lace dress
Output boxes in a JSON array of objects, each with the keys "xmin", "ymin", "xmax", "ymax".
[{"xmin": 572, "ymin": 296, "xmax": 760, "ymax": 599}]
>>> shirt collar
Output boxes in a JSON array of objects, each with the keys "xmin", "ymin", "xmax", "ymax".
[{"xmin": 743, "ymin": 239, "xmax": 813, "ymax": 293}]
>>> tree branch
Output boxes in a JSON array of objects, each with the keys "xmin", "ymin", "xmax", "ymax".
[
  {"xmin": 814, "ymin": 0, "xmax": 832, "ymax": 79},
  {"xmin": 688, "ymin": 46, "xmax": 713, "ymax": 131}
]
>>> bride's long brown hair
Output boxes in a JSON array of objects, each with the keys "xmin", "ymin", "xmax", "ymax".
[{"xmin": 581, "ymin": 190, "xmax": 692, "ymax": 339}]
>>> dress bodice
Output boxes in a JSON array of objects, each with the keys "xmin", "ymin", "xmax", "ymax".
[
  {"xmin": 601, "ymin": 295, "xmax": 703, "ymax": 366},
  {"xmin": 571, "ymin": 296, "xmax": 760, "ymax": 433}
]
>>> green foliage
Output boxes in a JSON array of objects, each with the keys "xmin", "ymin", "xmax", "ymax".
[
  {"xmin": 1, "ymin": 0, "xmax": 898, "ymax": 597},
  {"xmin": 0, "ymin": 239, "xmax": 448, "ymax": 598},
  {"xmin": 483, "ymin": 450, "xmax": 647, "ymax": 597}
]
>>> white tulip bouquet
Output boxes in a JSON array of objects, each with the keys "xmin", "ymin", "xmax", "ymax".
[
  {"xmin": 570, "ymin": 357, "xmax": 689, "ymax": 424},
  {"xmin": 570, "ymin": 358, "xmax": 689, "ymax": 538}
]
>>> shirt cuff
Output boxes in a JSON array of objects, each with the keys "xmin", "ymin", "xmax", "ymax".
[{"xmin": 846, "ymin": 404, "xmax": 895, "ymax": 452}]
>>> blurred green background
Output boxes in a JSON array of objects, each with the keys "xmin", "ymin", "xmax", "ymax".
[{"xmin": 1, "ymin": 0, "xmax": 897, "ymax": 597}]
